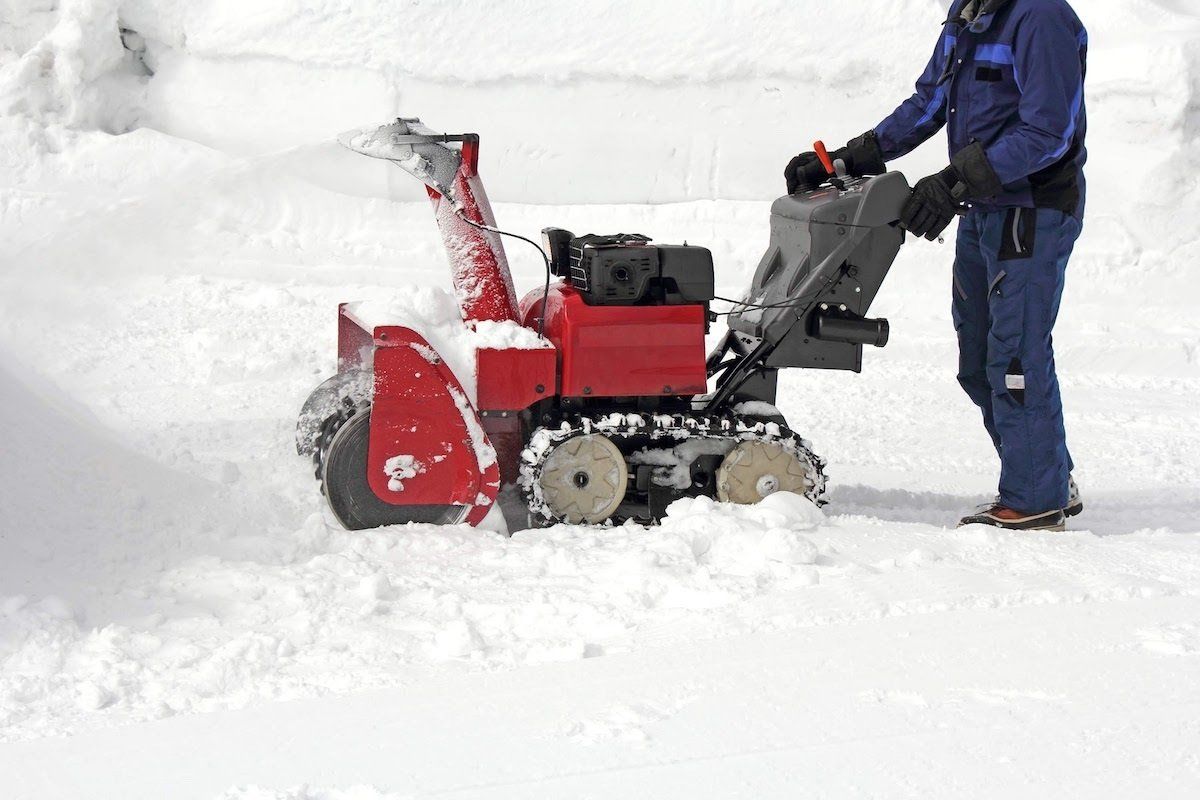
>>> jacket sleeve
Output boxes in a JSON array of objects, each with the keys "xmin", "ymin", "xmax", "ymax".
[
  {"xmin": 982, "ymin": 7, "xmax": 1086, "ymax": 185},
  {"xmin": 872, "ymin": 30, "xmax": 954, "ymax": 161}
]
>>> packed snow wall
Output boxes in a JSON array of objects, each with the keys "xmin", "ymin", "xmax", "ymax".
[{"xmin": 2, "ymin": 0, "xmax": 1196, "ymax": 207}]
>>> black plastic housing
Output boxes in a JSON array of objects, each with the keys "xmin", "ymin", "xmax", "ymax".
[
  {"xmin": 542, "ymin": 227, "xmax": 575, "ymax": 277},
  {"xmin": 568, "ymin": 234, "xmax": 715, "ymax": 307},
  {"xmin": 813, "ymin": 310, "xmax": 890, "ymax": 348}
]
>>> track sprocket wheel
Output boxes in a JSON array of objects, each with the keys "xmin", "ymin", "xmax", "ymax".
[
  {"xmin": 715, "ymin": 440, "xmax": 818, "ymax": 505},
  {"xmin": 538, "ymin": 434, "xmax": 629, "ymax": 524}
]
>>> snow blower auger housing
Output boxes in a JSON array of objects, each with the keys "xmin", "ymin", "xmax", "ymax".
[{"xmin": 297, "ymin": 118, "xmax": 911, "ymax": 531}]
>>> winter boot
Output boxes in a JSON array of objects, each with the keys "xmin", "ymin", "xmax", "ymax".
[
  {"xmin": 1064, "ymin": 475, "xmax": 1083, "ymax": 518},
  {"xmin": 958, "ymin": 505, "xmax": 1066, "ymax": 532},
  {"xmin": 973, "ymin": 474, "xmax": 1082, "ymax": 517}
]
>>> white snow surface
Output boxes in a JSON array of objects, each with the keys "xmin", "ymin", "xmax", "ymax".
[{"xmin": 2, "ymin": 1, "xmax": 1200, "ymax": 798}]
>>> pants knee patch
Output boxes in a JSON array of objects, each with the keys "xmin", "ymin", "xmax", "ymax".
[
  {"xmin": 1004, "ymin": 358, "xmax": 1025, "ymax": 406},
  {"xmin": 987, "ymin": 355, "xmax": 1026, "ymax": 406}
]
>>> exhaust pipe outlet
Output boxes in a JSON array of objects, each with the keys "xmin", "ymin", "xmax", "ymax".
[{"xmin": 813, "ymin": 310, "xmax": 890, "ymax": 348}]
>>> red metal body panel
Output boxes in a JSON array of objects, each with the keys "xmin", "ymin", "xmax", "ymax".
[
  {"xmin": 426, "ymin": 145, "xmax": 520, "ymax": 325},
  {"xmin": 347, "ymin": 321, "xmax": 499, "ymax": 526},
  {"xmin": 480, "ymin": 414, "xmax": 523, "ymax": 487},
  {"xmin": 475, "ymin": 346, "xmax": 557, "ymax": 411},
  {"xmin": 324, "ymin": 125, "xmax": 717, "ymax": 531},
  {"xmin": 522, "ymin": 284, "xmax": 708, "ymax": 398}
]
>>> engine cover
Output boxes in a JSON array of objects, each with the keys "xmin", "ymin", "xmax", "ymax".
[
  {"xmin": 521, "ymin": 283, "xmax": 708, "ymax": 399},
  {"xmin": 568, "ymin": 233, "xmax": 715, "ymax": 307}
]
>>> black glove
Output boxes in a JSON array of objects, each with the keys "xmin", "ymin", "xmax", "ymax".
[
  {"xmin": 900, "ymin": 165, "xmax": 965, "ymax": 240},
  {"xmin": 785, "ymin": 131, "xmax": 888, "ymax": 194},
  {"xmin": 785, "ymin": 151, "xmax": 830, "ymax": 194},
  {"xmin": 831, "ymin": 131, "xmax": 887, "ymax": 178},
  {"xmin": 901, "ymin": 141, "xmax": 1006, "ymax": 240}
]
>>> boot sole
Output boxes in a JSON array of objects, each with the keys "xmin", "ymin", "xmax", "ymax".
[{"xmin": 958, "ymin": 509, "xmax": 1067, "ymax": 531}]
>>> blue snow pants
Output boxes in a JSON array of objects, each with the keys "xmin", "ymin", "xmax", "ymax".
[{"xmin": 952, "ymin": 207, "xmax": 1080, "ymax": 513}]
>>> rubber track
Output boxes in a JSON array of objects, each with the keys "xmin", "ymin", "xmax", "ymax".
[{"xmin": 519, "ymin": 412, "xmax": 827, "ymax": 525}]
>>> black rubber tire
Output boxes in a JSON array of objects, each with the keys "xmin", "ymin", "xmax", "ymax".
[{"xmin": 321, "ymin": 411, "xmax": 465, "ymax": 530}]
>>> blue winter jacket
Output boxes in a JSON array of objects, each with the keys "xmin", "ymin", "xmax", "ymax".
[{"xmin": 874, "ymin": 0, "xmax": 1088, "ymax": 218}]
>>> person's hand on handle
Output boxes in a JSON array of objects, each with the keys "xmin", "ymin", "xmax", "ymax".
[
  {"xmin": 900, "ymin": 166, "xmax": 964, "ymax": 241},
  {"xmin": 785, "ymin": 131, "xmax": 888, "ymax": 194},
  {"xmin": 784, "ymin": 151, "xmax": 830, "ymax": 194},
  {"xmin": 900, "ymin": 142, "xmax": 1004, "ymax": 241}
]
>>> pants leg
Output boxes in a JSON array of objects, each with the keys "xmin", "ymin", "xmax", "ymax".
[
  {"xmin": 952, "ymin": 214, "xmax": 1002, "ymax": 453},
  {"xmin": 980, "ymin": 208, "xmax": 1080, "ymax": 512}
]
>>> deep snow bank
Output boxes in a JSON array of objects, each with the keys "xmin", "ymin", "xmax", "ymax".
[
  {"xmin": 4, "ymin": 0, "xmax": 1199, "ymax": 204},
  {"xmin": 1, "ymin": 0, "xmax": 1200, "ymax": 752},
  {"xmin": 217, "ymin": 789, "xmax": 396, "ymax": 800}
]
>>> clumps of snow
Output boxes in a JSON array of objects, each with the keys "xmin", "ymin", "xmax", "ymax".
[
  {"xmin": 346, "ymin": 288, "xmax": 548, "ymax": 401},
  {"xmin": 216, "ymin": 787, "xmax": 402, "ymax": 800},
  {"xmin": 471, "ymin": 319, "xmax": 553, "ymax": 350},
  {"xmin": 448, "ymin": 386, "xmax": 498, "ymax": 472},
  {"xmin": 382, "ymin": 455, "xmax": 422, "ymax": 492},
  {"xmin": 661, "ymin": 494, "xmax": 824, "ymax": 572},
  {"xmin": 1137, "ymin": 623, "xmax": 1200, "ymax": 656},
  {"xmin": 338, "ymin": 124, "xmax": 433, "ymax": 175},
  {"xmin": 0, "ymin": 489, "xmax": 828, "ymax": 740},
  {"xmin": 733, "ymin": 400, "xmax": 783, "ymax": 419},
  {"xmin": 0, "ymin": 0, "xmax": 145, "ymax": 132},
  {"xmin": 560, "ymin": 698, "xmax": 693, "ymax": 746},
  {"xmin": 629, "ymin": 438, "xmax": 738, "ymax": 489}
]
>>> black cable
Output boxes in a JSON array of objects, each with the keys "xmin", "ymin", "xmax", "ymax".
[
  {"xmin": 710, "ymin": 293, "xmax": 813, "ymax": 315},
  {"xmin": 711, "ymin": 261, "xmax": 850, "ymax": 315},
  {"xmin": 453, "ymin": 208, "xmax": 553, "ymax": 339}
]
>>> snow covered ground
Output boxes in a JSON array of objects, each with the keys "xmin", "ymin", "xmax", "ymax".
[{"xmin": 2, "ymin": 0, "xmax": 1200, "ymax": 797}]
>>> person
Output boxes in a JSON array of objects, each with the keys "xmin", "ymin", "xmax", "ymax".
[{"xmin": 785, "ymin": 0, "xmax": 1087, "ymax": 531}]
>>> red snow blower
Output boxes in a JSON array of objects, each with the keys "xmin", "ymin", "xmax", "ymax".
[{"xmin": 297, "ymin": 118, "xmax": 912, "ymax": 531}]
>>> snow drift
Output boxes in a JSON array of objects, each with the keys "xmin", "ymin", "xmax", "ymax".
[{"xmin": 1, "ymin": 1, "xmax": 1199, "ymax": 796}]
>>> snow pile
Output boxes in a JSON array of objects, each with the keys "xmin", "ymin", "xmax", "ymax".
[
  {"xmin": 0, "ymin": 1, "xmax": 1199, "ymax": 792},
  {"xmin": 659, "ymin": 493, "xmax": 823, "ymax": 573},
  {"xmin": 0, "ymin": 490, "xmax": 826, "ymax": 739},
  {"xmin": 347, "ymin": 288, "xmax": 549, "ymax": 399},
  {"xmin": 4, "ymin": 468, "xmax": 1198, "ymax": 744},
  {"xmin": 0, "ymin": 0, "xmax": 144, "ymax": 132},
  {"xmin": 471, "ymin": 318, "xmax": 550, "ymax": 350},
  {"xmin": 216, "ymin": 788, "xmax": 399, "ymax": 800},
  {"xmin": 6, "ymin": 0, "xmax": 1196, "ymax": 206}
]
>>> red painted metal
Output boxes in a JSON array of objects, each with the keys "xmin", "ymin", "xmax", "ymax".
[
  {"xmin": 475, "ymin": 346, "xmax": 557, "ymax": 412},
  {"xmin": 325, "ymin": 125, "xmax": 714, "ymax": 531},
  {"xmin": 521, "ymin": 284, "xmax": 709, "ymax": 398},
  {"xmin": 480, "ymin": 414, "xmax": 523, "ymax": 487},
  {"xmin": 425, "ymin": 145, "xmax": 520, "ymax": 325},
  {"xmin": 365, "ymin": 325, "xmax": 500, "ymax": 525}
]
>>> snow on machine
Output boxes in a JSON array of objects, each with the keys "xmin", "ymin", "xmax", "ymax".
[{"xmin": 296, "ymin": 118, "xmax": 911, "ymax": 531}]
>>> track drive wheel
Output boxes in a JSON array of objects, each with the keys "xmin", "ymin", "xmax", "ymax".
[
  {"xmin": 539, "ymin": 434, "xmax": 629, "ymax": 524},
  {"xmin": 715, "ymin": 440, "xmax": 818, "ymax": 505},
  {"xmin": 321, "ymin": 410, "xmax": 464, "ymax": 530}
]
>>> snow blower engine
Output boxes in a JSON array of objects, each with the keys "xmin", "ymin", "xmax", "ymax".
[{"xmin": 297, "ymin": 119, "xmax": 912, "ymax": 531}]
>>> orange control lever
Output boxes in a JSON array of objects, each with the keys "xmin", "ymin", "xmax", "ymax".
[{"xmin": 813, "ymin": 140, "xmax": 836, "ymax": 176}]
